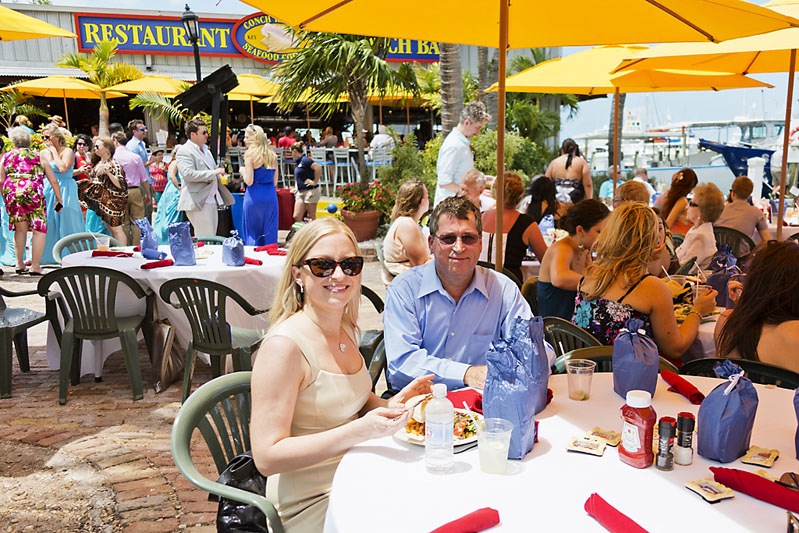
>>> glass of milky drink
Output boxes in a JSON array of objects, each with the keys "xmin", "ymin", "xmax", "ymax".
[{"xmin": 477, "ymin": 418, "xmax": 514, "ymax": 474}]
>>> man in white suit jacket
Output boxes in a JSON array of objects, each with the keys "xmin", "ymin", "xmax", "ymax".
[{"xmin": 177, "ymin": 118, "xmax": 234, "ymax": 236}]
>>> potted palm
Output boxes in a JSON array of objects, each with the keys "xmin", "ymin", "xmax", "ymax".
[{"xmin": 337, "ymin": 181, "xmax": 394, "ymax": 241}]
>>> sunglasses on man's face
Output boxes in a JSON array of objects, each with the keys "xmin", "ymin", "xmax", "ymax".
[
  {"xmin": 434, "ymin": 233, "xmax": 480, "ymax": 246},
  {"xmin": 303, "ymin": 257, "xmax": 364, "ymax": 277}
]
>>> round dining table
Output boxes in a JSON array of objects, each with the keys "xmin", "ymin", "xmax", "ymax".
[
  {"xmin": 46, "ymin": 245, "xmax": 285, "ymax": 377},
  {"xmin": 324, "ymin": 373, "xmax": 797, "ymax": 532}
]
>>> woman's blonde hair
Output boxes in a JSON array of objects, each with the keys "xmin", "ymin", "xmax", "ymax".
[
  {"xmin": 43, "ymin": 124, "xmax": 66, "ymax": 147},
  {"xmin": 391, "ymin": 179, "xmax": 427, "ymax": 220},
  {"xmin": 270, "ymin": 218, "xmax": 362, "ymax": 333},
  {"xmin": 244, "ymin": 124, "xmax": 277, "ymax": 169},
  {"xmin": 494, "ymin": 171, "xmax": 524, "ymax": 207},
  {"xmin": 583, "ymin": 202, "xmax": 659, "ymax": 299}
]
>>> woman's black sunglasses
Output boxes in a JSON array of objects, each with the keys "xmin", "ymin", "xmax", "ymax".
[{"xmin": 303, "ymin": 257, "xmax": 364, "ymax": 277}]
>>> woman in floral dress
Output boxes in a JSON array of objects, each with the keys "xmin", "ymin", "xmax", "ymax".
[{"xmin": 0, "ymin": 127, "xmax": 62, "ymax": 274}]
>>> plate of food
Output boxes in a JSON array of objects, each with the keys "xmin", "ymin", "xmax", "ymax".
[
  {"xmin": 394, "ymin": 394, "xmax": 481, "ymax": 446},
  {"xmin": 674, "ymin": 304, "xmax": 722, "ymax": 322}
]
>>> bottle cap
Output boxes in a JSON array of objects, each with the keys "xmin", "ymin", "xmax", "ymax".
[
  {"xmin": 625, "ymin": 390, "xmax": 652, "ymax": 408},
  {"xmin": 432, "ymin": 383, "xmax": 447, "ymax": 398},
  {"xmin": 677, "ymin": 413, "xmax": 696, "ymax": 432},
  {"xmin": 658, "ymin": 417, "xmax": 676, "ymax": 437}
]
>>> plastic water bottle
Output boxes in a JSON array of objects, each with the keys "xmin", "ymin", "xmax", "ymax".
[{"xmin": 425, "ymin": 383, "xmax": 454, "ymax": 474}]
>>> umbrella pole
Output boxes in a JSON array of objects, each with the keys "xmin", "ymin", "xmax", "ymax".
[
  {"xmin": 379, "ymin": 102, "xmax": 383, "ymax": 125},
  {"xmin": 495, "ymin": 0, "xmax": 509, "ymax": 274},
  {"xmin": 63, "ymin": 95, "xmax": 70, "ymax": 131},
  {"xmin": 778, "ymin": 49, "xmax": 796, "ymax": 241},
  {"xmin": 250, "ymin": 96, "xmax": 254, "ymax": 123},
  {"xmin": 613, "ymin": 87, "xmax": 620, "ymax": 195}
]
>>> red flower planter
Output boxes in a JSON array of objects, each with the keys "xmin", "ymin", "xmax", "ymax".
[{"xmin": 341, "ymin": 209, "xmax": 381, "ymax": 242}]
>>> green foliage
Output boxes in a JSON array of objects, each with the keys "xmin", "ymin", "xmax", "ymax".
[
  {"xmin": 56, "ymin": 39, "xmax": 142, "ymax": 90},
  {"xmin": 471, "ymin": 129, "xmax": 533, "ymax": 179},
  {"xmin": 377, "ymin": 133, "xmax": 436, "ymax": 201},
  {"xmin": 414, "ymin": 63, "xmax": 440, "ymax": 113},
  {"xmin": 463, "ymin": 70, "xmax": 479, "ymax": 105},
  {"xmin": 0, "ymin": 91, "xmax": 47, "ymax": 134}
]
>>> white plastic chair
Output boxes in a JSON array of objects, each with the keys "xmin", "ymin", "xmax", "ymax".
[
  {"xmin": 309, "ymin": 147, "xmax": 334, "ymax": 195},
  {"xmin": 333, "ymin": 148, "xmax": 353, "ymax": 189}
]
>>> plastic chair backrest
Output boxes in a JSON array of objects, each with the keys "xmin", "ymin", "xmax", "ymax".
[
  {"xmin": 333, "ymin": 147, "xmax": 350, "ymax": 164},
  {"xmin": 192, "ymin": 235, "xmax": 225, "ymax": 244},
  {"xmin": 674, "ymin": 256, "xmax": 697, "ymax": 275},
  {"xmin": 37, "ymin": 266, "xmax": 146, "ymax": 336},
  {"xmin": 714, "ymin": 226, "xmax": 756, "ymax": 259},
  {"xmin": 361, "ymin": 285, "xmax": 384, "ymax": 314},
  {"xmin": 671, "ymin": 233, "xmax": 685, "ymax": 248},
  {"xmin": 679, "ymin": 357, "xmax": 799, "ymax": 389},
  {"xmin": 374, "ymin": 242, "xmax": 399, "ymax": 278},
  {"xmin": 160, "ymin": 278, "xmax": 266, "ymax": 355},
  {"xmin": 543, "ymin": 316, "xmax": 602, "ymax": 358},
  {"xmin": 170, "ymin": 372, "xmax": 284, "ymax": 533},
  {"xmin": 309, "ymin": 147, "xmax": 326, "ymax": 161},
  {"xmin": 53, "ymin": 232, "xmax": 123, "ymax": 264},
  {"xmin": 552, "ymin": 345, "xmax": 679, "ymax": 374},
  {"xmin": 521, "ymin": 277, "xmax": 539, "ymax": 316}
]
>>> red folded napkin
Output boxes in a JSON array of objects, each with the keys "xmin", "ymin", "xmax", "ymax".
[
  {"xmin": 254, "ymin": 243, "xmax": 287, "ymax": 255},
  {"xmin": 710, "ymin": 467, "xmax": 799, "ymax": 512},
  {"xmin": 244, "ymin": 257, "xmax": 263, "ymax": 265},
  {"xmin": 547, "ymin": 387, "xmax": 553, "ymax": 405},
  {"xmin": 584, "ymin": 493, "xmax": 649, "ymax": 533},
  {"xmin": 447, "ymin": 389, "xmax": 482, "ymax": 414},
  {"xmin": 429, "ymin": 507, "xmax": 500, "ymax": 533},
  {"xmin": 91, "ymin": 250, "xmax": 132, "ymax": 258},
  {"xmin": 140, "ymin": 259, "xmax": 174, "ymax": 270},
  {"xmin": 196, "ymin": 241, "xmax": 205, "ymax": 247},
  {"xmin": 661, "ymin": 370, "xmax": 705, "ymax": 405},
  {"xmin": 133, "ymin": 246, "xmax": 141, "ymax": 252}
]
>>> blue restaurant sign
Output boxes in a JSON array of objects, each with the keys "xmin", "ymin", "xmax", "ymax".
[{"xmin": 74, "ymin": 12, "xmax": 439, "ymax": 63}]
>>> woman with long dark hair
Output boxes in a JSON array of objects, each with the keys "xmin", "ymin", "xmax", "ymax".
[
  {"xmin": 525, "ymin": 175, "xmax": 566, "ymax": 226},
  {"xmin": 654, "ymin": 167, "xmax": 698, "ymax": 234},
  {"xmin": 715, "ymin": 241, "xmax": 799, "ymax": 373},
  {"xmin": 545, "ymin": 138, "xmax": 592, "ymax": 204}
]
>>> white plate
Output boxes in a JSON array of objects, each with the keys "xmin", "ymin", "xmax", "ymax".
[{"xmin": 393, "ymin": 409, "xmax": 482, "ymax": 447}]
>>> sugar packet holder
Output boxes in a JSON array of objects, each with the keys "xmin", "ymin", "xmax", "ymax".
[
  {"xmin": 742, "ymin": 446, "xmax": 779, "ymax": 468},
  {"xmin": 567, "ymin": 436, "xmax": 606, "ymax": 456},
  {"xmin": 685, "ymin": 479, "xmax": 735, "ymax": 503},
  {"xmin": 587, "ymin": 427, "xmax": 620, "ymax": 447}
]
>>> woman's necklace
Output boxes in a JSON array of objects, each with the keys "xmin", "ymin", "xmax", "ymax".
[{"xmin": 306, "ymin": 313, "xmax": 346, "ymax": 352}]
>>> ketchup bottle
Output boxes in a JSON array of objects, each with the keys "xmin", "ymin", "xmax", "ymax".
[{"xmin": 619, "ymin": 390, "xmax": 657, "ymax": 469}]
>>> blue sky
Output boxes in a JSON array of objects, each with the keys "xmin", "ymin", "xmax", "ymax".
[{"xmin": 36, "ymin": 0, "xmax": 792, "ymax": 138}]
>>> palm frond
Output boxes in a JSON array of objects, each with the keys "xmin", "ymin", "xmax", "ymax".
[
  {"xmin": 14, "ymin": 104, "xmax": 47, "ymax": 119},
  {"xmin": 130, "ymin": 92, "xmax": 187, "ymax": 126},
  {"xmin": 104, "ymin": 63, "xmax": 143, "ymax": 88}
]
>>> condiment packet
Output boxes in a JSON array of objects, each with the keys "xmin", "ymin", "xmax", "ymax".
[
  {"xmin": 586, "ymin": 427, "xmax": 620, "ymax": 447},
  {"xmin": 685, "ymin": 479, "xmax": 735, "ymax": 503},
  {"xmin": 753, "ymin": 470, "xmax": 779, "ymax": 483},
  {"xmin": 742, "ymin": 446, "xmax": 779, "ymax": 468},
  {"xmin": 567, "ymin": 436, "xmax": 606, "ymax": 456}
]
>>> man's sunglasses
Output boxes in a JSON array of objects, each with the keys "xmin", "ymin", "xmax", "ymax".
[
  {"xmin": 434, "ymin": 233, "xmax": 480, "ymax": 246},
  {"xmin": 303, "ymin": 257, "xmax": 364, "ymax": 277}
]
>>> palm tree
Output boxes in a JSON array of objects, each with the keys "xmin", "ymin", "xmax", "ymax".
[
  {"xmin": 607, "ymin": 92, "xmax": 626, "ymax": 180},
  {"xmin": 56, "ymin": 40, "xmax": 142, "ymax": 136},
  {"xmin": 0, "ymin": 90, "xmax": 47, "ymax": 134},
  {"xmin": 439, "ymin": 43, "xmax": 462, "ymax": 135},
  {"xmin": 271, "ymin": 30, "xmax": 418, "ymax": 183},
  {"xmin": 414, "ymin": 63, "xmax": 441, "ymax": 127}
]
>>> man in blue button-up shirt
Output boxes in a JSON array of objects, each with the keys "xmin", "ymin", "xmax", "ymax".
[{"xmin": 384, "ymin": 196, "xmax": 537, "ymax": 391}]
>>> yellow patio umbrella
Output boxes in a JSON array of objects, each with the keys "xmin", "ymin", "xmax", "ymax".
[
  {"xmin": 611, "ymin": 0, "xmax": 799, "ymax": 237},
  {"xmin": 242, "ymin": 0, "xmax": 799, "ymax": 270},
  {"xmin": 488, "ymin": 45, "xmax": 772, "ymax": 192},
  {"xmin": 228, "ymin": 74, "xmax": 282, "ymax": 122},
  {"xmin": 0, "ymin": 5, "xmax": 76, "ymax": 41},
  {"xmin": 1, "ymin": 76, "xmax": 125, "ymax": 130},
  {"xmin": 106, "ymin": 75, "xmax": 189, "ymax": 96}
]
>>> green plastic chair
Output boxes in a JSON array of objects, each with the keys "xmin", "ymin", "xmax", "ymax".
[
  {"xmin": 192, "ymin": 235, "xmax": 225, "ymax": 245},
  {"xmin": 170, "ymin": 371, "xmax": 284, "ymax": 533},
  {"xmin": 52, "ymin": 232, "xmax": 124, "ymax": 264},
  {"xmin": 374, "ymin": 242, "xmax": 400, "ymax": 280},
  {"xmin": 552, "ymin": 346, "xmax": 680, "ymax": 374},
  {"xmin": 0, "ymin": 285, "xmax": 62, "ymax": 398},
  {"xmin": 671, "ymin": 233, "xmax": 685, "ymax": 248},
  {"xmin": 543, "ymin": 316, "xmax": 602, "ymax": 358},
  {"xmin": 159, "ymin": 278, "xmax": 269, "ymax": 402},
  {"xmin": 714, "ymin": 226, "xmax": 756, "ymax": 260},
  {"xmin": 680, "ymin": 357, "xmax": 799, "ymax": 390},
  {"xmin": 674, "ymin": 256, "xmax": 697, "ymax": 275},
  {"xmin": 477, "ymin": 260, "xmax": 523, "ymax": 289},
  {"xmin": 787, "ymin": 233, "xmax": 799, "ymax": 243},
  {"xmin": 365, "ymin": 335, "xmax": 389, "ymax": 391},
  {"xmin": 359, "ymin": 285, "xmax": 384, "ymax": 389},
  {"xmin": 38, "ymin": 266, "xmax": 154, "ymax": 404},
  {"xmin": 521, "ymin": 277, "xmax": 539, "ymax": 316}
]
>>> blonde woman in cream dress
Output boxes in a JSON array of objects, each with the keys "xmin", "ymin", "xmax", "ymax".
[{"xmin": 250, "ymin": 218, "xmax": 432, "ymax": 532}]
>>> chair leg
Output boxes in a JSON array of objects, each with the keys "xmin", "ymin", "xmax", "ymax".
[
  {"xmin": 210, "ymin": 354, "xmax": 223, "ymax": 378},
  {"xmin": 59, "ymin": 329, "xmax": 75, "ymax": 405},
  {"xmin": 181, "ymin": 341, "xmax": 196, "ymax": 403},
  {"xmin": 46, "ymin": 297, "xmax": 63, "ymax": 349},
  {"xmin": 1, "ymin": 333, "xmax": 13, "ymax": 399},
  {"xmin": 232, "ymin": 347, "xmax": 252, "ymax": 372},
  {"xmin": 119, "ymin": 329, "xmax": 143, "ymax": 401},
  {"xmin": 12, "ymin": 332, "xmax": 30, "ymax": 372},
  {"xmin": 70, "ymin": 339, "xmax": 82, "ymax": 386}
]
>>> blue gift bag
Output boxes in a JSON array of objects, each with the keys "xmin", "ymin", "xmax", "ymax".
[
  {"xmin": 222, "ymin": 231, "xmax": 245, "ymax": 267},
  {"xmin": 483, "ymin": 316, "xmax": 549, "ymax": 460},
  {"xmin": 133, "ymin": 218, "xmax": 158, "ymax": 252},
  {"xmin": 612, "ymin": 318, "xmax": 659, "ymax": 399},
  {"xmin": 707, "ymin": 244, "xmax": 740, "ymax": 307},
  {"xmin": 168, "ymin": 221, "xmax": 196, "ymax": 266},
  {"xmin": 697, "ymin": 360, "xmax": 759, "ymax": 463},
  {"xmin": 794, "ymin": 388, "xmax": 799, "ymax": 460}
]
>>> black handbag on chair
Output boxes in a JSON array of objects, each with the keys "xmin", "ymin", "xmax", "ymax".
[{"xmin": 212, "ymin": 451, "xmax": 270, "ymax": 533}]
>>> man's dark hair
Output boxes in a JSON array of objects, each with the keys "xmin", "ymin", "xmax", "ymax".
[
  {"xmin": 127, "ymin": 119, "xmax": 144, "ymax": 134},
  {"xmin": 108, "ymin": 122, "xmax": 124, "ymax": 135},
  {"xmin": 184, "ymin": 118, "xmax": 206, "ymax": 137},
  {"xmin": 429, "ymin": 195, "xmax": 482, "ymax": 237},
  {"xmin": 283, "ymin": 126, "xmax": 293, "ymax": 135},
  {"xmin": 111, "ymin": 131, "xmax": 127, "ymax": 145}
]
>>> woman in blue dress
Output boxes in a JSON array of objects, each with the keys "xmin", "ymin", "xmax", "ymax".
[
  {"xmin": 39, "ymin": 125, "xmax": 85, "ymax": 267},
  {"xmin": 241, "ymin": 125, "xmax": 278, "ymax": 246},
  {"xmin": 153, "ymin": 146, "xmax": 185, "ymax": 245}
]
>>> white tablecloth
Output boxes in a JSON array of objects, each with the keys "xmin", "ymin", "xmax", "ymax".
[
  {"xmin": 760, "ymin": 223, "xmax": 799, "ymax": 241},
  {"xmin": 46, "ymin": 245, "xmax": 285, "ymax": 377},
  {"xmin": 325, "ymin": 374, "xmax": 796, "ymax": 532}
]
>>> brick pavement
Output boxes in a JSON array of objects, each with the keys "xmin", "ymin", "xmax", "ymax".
[{"xmin": 0, "ymin": 249, "xmax": 386, "ymax": 532}]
